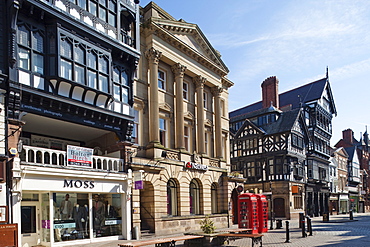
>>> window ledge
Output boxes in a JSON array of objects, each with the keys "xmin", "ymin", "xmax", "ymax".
[{"xmin": 161, "ymin": 214, "xmax": 228, "ymax": 221}]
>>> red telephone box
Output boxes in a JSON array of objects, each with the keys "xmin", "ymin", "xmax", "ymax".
[
  {"xmin": 256, "ymin": 194, "xmax": 268, "ymax": 233},
  {"xmin": 238, "ymin": 193, "xmax": 259, "ymax": 234}
]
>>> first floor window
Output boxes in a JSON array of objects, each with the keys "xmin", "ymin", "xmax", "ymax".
[
  {"xmin": 159, "ymin": 118, "xmax": 167, "ymax": 146},
  {"xmin": 132, "ymin": 109, "xmax": 139, "ymax": 144},
  {"xmin": 184, "ymin": 126, "xmax": 190, "ymax": 151}
]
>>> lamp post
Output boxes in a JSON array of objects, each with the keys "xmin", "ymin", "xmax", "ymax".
[{"xmin": 270, "ymin": 181, "xmax": 273, "ymax": 230}]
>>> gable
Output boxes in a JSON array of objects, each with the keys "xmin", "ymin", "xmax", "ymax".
[{"xmin": 234, "ymin": 119, "xmax": 265, "ymax": 139}]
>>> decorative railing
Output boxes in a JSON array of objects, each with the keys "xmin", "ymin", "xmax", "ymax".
[{"xmin": 20, "ymin": 145, "xmax": 124, "ymax": 172}]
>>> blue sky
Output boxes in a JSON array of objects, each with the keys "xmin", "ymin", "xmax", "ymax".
[{"xmin": 141, "ymin": 0, "xmax": 370, "ymax": 145}]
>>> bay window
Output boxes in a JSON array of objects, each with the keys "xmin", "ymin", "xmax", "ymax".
[{"xmin": 59, "ymin": 31, "xmax": 110, "ymax": 93}]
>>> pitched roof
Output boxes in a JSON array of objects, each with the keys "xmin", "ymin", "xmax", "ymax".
[
  {"xmin": 230, "ymin": 78, "xmax": 327, "ymax": 119},
  {"xmin": 261, "ymin": 108, "xmax": 301, "ymax": 135},
  {"xmin": 344, "ymin": 146, "xmax": 356, "ymax": 160}
]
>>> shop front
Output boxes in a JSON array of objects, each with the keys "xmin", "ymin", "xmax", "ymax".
[
  {"xmin": 13, "ymin": 165, "xmax": 132, "ymax": 247},
  {"xmin": 339, "ymin": 194, "xmax": 349, "ymax": 214}
]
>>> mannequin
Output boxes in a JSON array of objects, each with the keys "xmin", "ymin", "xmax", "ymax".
[
  {"xmin": 60, "ymin": 194, "xmax": 72, "ymax": 220},
  {"xmin": 72, "ymin": 203, "xmax": 87, "ymax": 237}
]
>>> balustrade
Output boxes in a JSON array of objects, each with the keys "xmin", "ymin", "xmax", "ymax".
[{"xmin": 20, "ymin": 145, "xmax": 124, "ymax": 172}]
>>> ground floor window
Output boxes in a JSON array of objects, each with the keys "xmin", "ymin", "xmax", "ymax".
[
  {"xmin": 53, "ymin": 193, "xmax": 122, "ymax": 242},
  {"xmin": 293, "ymin": 196, "xmax": 303, "ymax": 209}
]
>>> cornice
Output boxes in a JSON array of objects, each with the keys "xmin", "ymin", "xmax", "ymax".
[{"xmin": 145, "ymin": 20, "xmax": 228, "ymax": 77}]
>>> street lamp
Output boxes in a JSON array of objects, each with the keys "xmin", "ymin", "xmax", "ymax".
[{"xmin": 270, "ymin": 181, "xmax": 273, "ymax": 230}]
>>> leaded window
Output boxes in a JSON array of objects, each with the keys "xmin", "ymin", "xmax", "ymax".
[
  {"xmin": 59, "ymin": 32, "xmax": 110, "ymax": 93},
  {"xmin": 17, "ymin": 23, "xmax": 45, "ymax": 89}
]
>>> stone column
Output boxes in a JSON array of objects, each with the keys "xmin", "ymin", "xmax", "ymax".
[
  {"xmin": 212, "ymin": 86, "xmax": 223, "ymax": 158},
  {"xmin": 145, "ymin": 47, "xmax": 162, "ymax": 144},
  {"xmin": 193, "ymin": 76, "xmax": 206, "ymax": 154},
  {"xmin": 171, "ymin": 63, "xmax": 187, "ymax": 150}
]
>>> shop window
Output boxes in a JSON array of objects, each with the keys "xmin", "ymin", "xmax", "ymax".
[
  {"xmin": 211, "ymin": 183, "xmax": 218, "ymax": 214},
  {"xmin": 190, "ymin": 179, "xmax": 201, "ymax": 215},
  {"xmin": 53, "ymin": 193, "xmax": 122, "ymax": 242},
  {"xmin": 167, "ymin": 179, "xmax": 178, "ymax": 216}
]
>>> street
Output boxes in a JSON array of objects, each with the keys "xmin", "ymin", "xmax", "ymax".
[{"xmin": 74, "ymin": 213, "xmax": 370, "ymax": 247}]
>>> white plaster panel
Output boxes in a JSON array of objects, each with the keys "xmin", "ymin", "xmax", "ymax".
[
  {"xmin": 72, "ymin": 86, "xmax": 84, "ymax": 101},
  {"xmin": 84, "ymin": 91, "xmax": 96, "ymax": 105},
  {"xmin": 58, "ymin": 81, "xmax": 71, "ymax": 97}
]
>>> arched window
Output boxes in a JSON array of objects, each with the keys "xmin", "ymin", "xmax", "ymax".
[
  {"xmin": 190, "ymin": 179, "xmax": 201, "ymax": 215},
  {"xmin": 167, "ymin": 179, "xmax": 178, "ymax": 216},
  {"xmin": 211, "ymin": 183, "xmax": 218, "ymax": 214}
]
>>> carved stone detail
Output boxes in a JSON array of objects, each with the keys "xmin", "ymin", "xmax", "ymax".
[
  {"xmin": 145, "ymin": 47, "xmax": 162, "ymax": 64},
  {"xmin": 193, "ymin": 75, "xmax": 206, "ymax": 89},
  {"xmin": 211, "ymin": 86, "xmax": 223, "ymax": 97},
  {"xmin": 171, "ymin": 63, "xmax": 187, "ymax": 78}
]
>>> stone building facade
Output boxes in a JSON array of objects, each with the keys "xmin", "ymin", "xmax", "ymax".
[{"xmin": 130, "ymin": 2, "xmax": 234, "ymax": 236}]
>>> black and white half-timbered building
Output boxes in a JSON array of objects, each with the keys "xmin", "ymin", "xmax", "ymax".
[
  {"xmin": 1, "ymin": 0, "xmax": 140, "ymax": 245},
  {"xmin": 229, "ymin": 73, "xmax": 336, "ymax": 220}
]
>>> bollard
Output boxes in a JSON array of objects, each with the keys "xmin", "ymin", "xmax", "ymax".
[
  {"xmin": 299, "ymin": 212, "xmax": 304, "ymax": 228},
  {"xmin": 306, "ymin": 216, "xmax": 313, "ymax": 236},
  {"xmin": 349, "ymin": 210, "xmax": 354, "ymax": 220},
  {"xmin": 301, "ymin": 214, "xmax": 306, "ymax": 238},
  {"xmin": 285, "ymin": 221, "xmax": 291, "ymax": 243},
  {"xmin": 276, "ymin": 219, "xmax": 282, "ymax": 229}
]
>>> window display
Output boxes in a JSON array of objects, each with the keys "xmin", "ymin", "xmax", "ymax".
[
  {"xmin": 53, "ymin": 193, "xmax": 122, "ymax": 242},
  {"xmin": 53, "ymin": 193, "xmax": 89, "ymax": 242},
  {"xmin": 93, "ymin": 193, "xmax": 122, "ymax": 237}
]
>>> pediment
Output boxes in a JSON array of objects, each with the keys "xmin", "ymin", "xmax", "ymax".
[
  {"xmin": 151, "ymin": 19, "xmax": 228, "ymax": 75},
  {"xmin": 159, "ymin": 102, "xmax": 172, "ymax": 113},
  {"xmin": 184, "ymin": 111, "xmax": 195, "ymax": 120}
]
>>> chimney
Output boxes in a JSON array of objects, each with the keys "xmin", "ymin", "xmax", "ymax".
[
  {"xmin": 342, "ymin": 129, "xmax": 354, "ymax": 144},
  {"xmin": 261, "ymin": 76, "xmax": 279, "ymax": 109}
]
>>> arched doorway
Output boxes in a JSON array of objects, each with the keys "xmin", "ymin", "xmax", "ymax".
[
  {"xmin": 231, "ymin": 189, "xmax": 238, "ymax": 224},
  {"xmin": 273, "ymin": 198, "xmax": 286, "ymax": 218},
  {"xmin": 140, "ymin": 181, "xmax": 155, "ymax": 232}
]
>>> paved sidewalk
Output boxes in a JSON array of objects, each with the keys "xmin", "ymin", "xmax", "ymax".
[{"xmin": 72, "ymin": 213, "xmax": 370, "ymax": 247}]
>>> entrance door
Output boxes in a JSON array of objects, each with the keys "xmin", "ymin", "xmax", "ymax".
[
  {"xmin": 273, "ymin": 198, "xmax": 286, "ymax": 218},
  {"xmin": 21, "ymin": 202, "xmax": 40, "ymax": 247}
]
